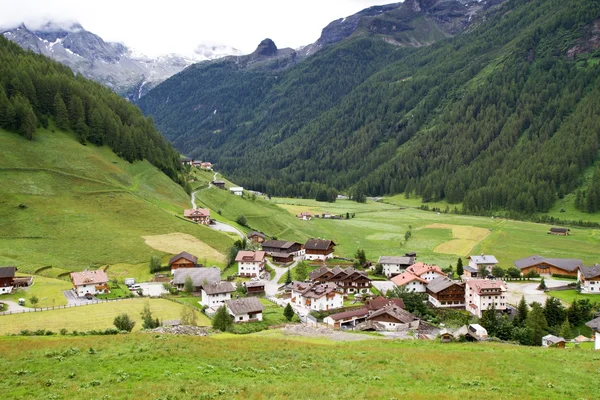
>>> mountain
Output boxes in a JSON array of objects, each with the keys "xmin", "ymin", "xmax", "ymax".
[
  {"xmin": 0, "ymin": 22, "xmax": 242, "ymax": 99},
  {"xmin": 138, "ymin": 0, "xmax": 600, "ymax": 216}
]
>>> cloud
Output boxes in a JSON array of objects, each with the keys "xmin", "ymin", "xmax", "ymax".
[{"xmin": 0, "ymin": 0, "xmax": 390, "ymax": 57}]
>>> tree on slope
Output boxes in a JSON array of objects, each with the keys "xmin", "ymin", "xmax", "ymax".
[
  {"xmin": 212, "ymin": 306, "xmax": 233, "ymax": 332},
  {"xmin": 114, "ymin": 313, "xmax": 136, "ymax": 332},
  {"xmin": 526, "ymin": 302, "xmax": 548, "ymax": 346},
  {"xmin": 283, "ymin": 303, "xmax": 295, "ymax": 322}
]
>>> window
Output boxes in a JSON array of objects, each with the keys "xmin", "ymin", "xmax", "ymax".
[{"xmin": 239, "ymin": 317, "xmax": 243, "ymax": 321}]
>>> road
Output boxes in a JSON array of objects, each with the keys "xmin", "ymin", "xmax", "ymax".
[
  {"xmin": 505, "ymin": 277, "xmax": 572, "ymax": 305},
  {"xmin": 0, "ymin": 300, "xmax": 28, "ymax": 313},
  {"xmin": 265, "ymin": 259, "xmax": 295, "ymax": 297}
]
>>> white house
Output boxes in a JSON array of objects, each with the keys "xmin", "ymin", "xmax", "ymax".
[
  {"xmin": 366, "ymin": 304, "xmax": 416, "ymax": 331},
  {"xmin": 542, "ymin": 334, "xmax": 566, "ymax": 348},
  {"xmin": 577, "ymin": 265, "xmax": 600, "ymax": 294},
  {"xmin": 391, "ymin": 263, "xmax": 446, "ymax": 293},
  {"xmin": 467, "ymin": 324, "xmax": 488, "ymax": 340},
  {"xmin": 466, "ymin": 254, "xmax": 499, "ymax": 277},
  {"xmin": 303, "ymin": 239, "xmax": 336, "ymax": 261},
  {"xmin": 585, "ymin": 317, "xmax": 600, "ymax": 350},
  {"xmin": 465, "ymin": 279, "xmax": 507, "ymax": 318},
  {"xmin": 201, "ymin": 281, "xmax": 236, "ymax": 308},
  {"xmin": 0, "ymin": 266, "xmax": 16, "ymax": 294},
  {"xmin": 69, "ymin": 269, "xmax": 110, "ymax": 297},
  {"xmin": 288, "ymin": 281, "xmax": 344, "ymax": 311},
  {"xmin": 226, "ymin": 297, "xmax": 264, "ymax": 323},
  {"xmin": 323, "ymin": 308, "xmax": 369, "ymax": 329},
  {"xmin": 378, "ymin": 253, "xmax": 417, "ymax": 278},
  {"xmin": 236, "ymin": 251, "xmax": 266, "ymax": 278},
  {"xmin": 230, "ymin": 187, "xmax": 244, "ymax": 196}
]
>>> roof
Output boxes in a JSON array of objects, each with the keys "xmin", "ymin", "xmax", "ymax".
[
  {"xmin": 325, "ymin": 307, "xmax": 369, "ymax": 321},
  {"xmin": 0, "ymin": 266, "xmax": 16, "ymax": 279},
  {"xmin": 309, "ymin": 266, "xmax": 369, "ymax": 282},
  {"xmin": 426, "ymin": 276, "xmax": 463, "ymax": 294},
  {"xmin": 202, "ymin": 281, "xmax": 236, "ymax": 295},
  {"xmin": 378, "ymin": 256, "xmax": 415, "ymax": 265},
  {"xmin": 270, "ymin": 252, "xmax": 294, "ymax": 259},
  {"xmin": 247, "ymin": 231, "xmax": 266, "ymax": 239},
  {"xmin": 465, "ymin": 279, "xmax": 507, "ymax": 295},
  {"xmin": 513, "ymin": 255, "xmax": 583, "ymax": 272},
  {"xmin": 391, "ymin": 271, "xmax": 428, "ymax": 286},
  {"xmin": 169, "ymin": 251, "xmax": 198, "ymax": 266},
  {"xmin": 550, "ymin": 227, "xmax": 569, "ymax": 233},
  {"xmin": 298, "ymin": 212, "xmax": 312, "ymax": 217},
  {"xmin": 262, "ymin": 240, "xmax": 299, "ymax": 250},
  {"xmin": 368, "ymin": 305, "xmax": 416, "ymax": 324},
  {"xmin": 184, "ymin": 208, "xmax": 210, "ymax": 218},
  {"xmin": 304, "ymin": 239, "xmax": 336, "ymax": 251},
  {"xmin": 579, "ymin": 265, "xmax": 600, "ymax": 279},
  {"xmin": 367, "ymin": 296, "xmax": 405, "ymax": 311},
  {"xmin": 585, "ymin": 316, "xmax": 600, "ymax": 331},
  {"xmin": 226, "ymin": 297, "xmax": 264, "ymax": 315},
  {"xmin": 309, "ymin": 266, "xmax": 331, "ymax": 281},
  {"xmin": 288, "ymin": 281, "xmax": 340, "ymax": 299},
  {"xmin": 235, "ymin": 251, "xmax": 266, "ymax": 263},
  {"xmin": 212, "ymin": 180, "xmax": 225, "ymax": 184},
  {"xmin": 543, "ymin": 334, "xmax": 566, "ymax": 344},
  {"xmin": 407, "ymin": 262, "xmax": 445, "ymax": 277},
  {"xmin": 70, "ymin": 269, "xmax": 109, "ymax": 286},
  {"xmin": 468, "ymin": 255, "xmax": 499, "ymax": 265},
  {"xmin": 172, "ymin": 268, "xmax": 221, "ymax": 286},
  {"xmin": 246, "ymin": 281, "xmax": 265, "ymax": 288},
  {"xmin": 229, "ymin": 187, "xmax": 244, "ymax": 191}
]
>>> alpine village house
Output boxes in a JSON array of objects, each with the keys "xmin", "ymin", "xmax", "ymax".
[
  {"xmin": 309, "ymin": 266, "xmax": 372, "ymax": 294},
  {"xmin": 184, "ymin": 208, "xmax": 211, "ymax": 225},
  {"xmin": 169, "ymin": 252, "xmax": 201, "ymax": 274},
  {"xmin": 304, "ymin": 239, "xmax": 336, "ymax": 261},
  {"xmin": 70, "ymin": 269, "xmax": 110, "ymax": 297},
  {"xmin": 236, "ymin": 251, "xmax": 266, "ymax": 278}
]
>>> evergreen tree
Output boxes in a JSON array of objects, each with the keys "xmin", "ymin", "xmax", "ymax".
[
  {"xmin": 355, "ymin": 249, "xmax": 367, "ymax": 265},
  {"xmin": 149, "ymin": 256, "xmax": 162, "ymax": 273},
  {"xmin": 0, "ymin": 87, "xmax": 16, "ymax": 129},
  {"xmin": 543, "ymin": 297, "xmax": 565, "ymax": 328},
  {"xmin": 184, "ymin": 276, "xmax": 194, "ymax": 294},
  {"xmin": 456, "ymin": 258, "xmax": 464, "ymax": 277},
  {"xmin": 559, "ymin": 318, "xmax": 572, "ymax": 340},
  {"xmin": 141, "ymin": 303, "xmax": 160, "ymax": 329},
  {"xmin": 295, "ymin": 262, "xmax": 308, "ymax": 281},
  {"xmin": 526, "ymin": 302, "xmax": 548, "ymax": 346},
  {"xmin": 212, "ymin": 305, "xmax": 233, "ymax": 332},
  {"xmin": 285, "ymin": 268, "xmax": 292, "ymax": 285},
  {"xmin": 283, "ymin": 303, "xmax": 295, "ymax": 322},
  {"xmin": 480, "ymin": 302, "xmax": 499, "ymax": 337},
  {"xmin": 515, "ymin": 296, "xmax": 529, "ymax": 327},
  {"xmin": 68, "ymin": 96, "xmax": 85, "ymax": 127},
  {"xmin": 19, "ymin": 104, "xmax": 37, "ymax": 140},
  {"xmin": 53, "ymin": 92, "xmax": 69, "ymax": 130}
]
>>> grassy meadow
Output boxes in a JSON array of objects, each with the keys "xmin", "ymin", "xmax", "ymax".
[
  {"xmin": 0, "ymin": 128, "xmax": 234, "ymax": 275},
  {"xmin": 0, "ymin": 333, "xmax": 597, "ymax": 399},
  {"xmin": 2, "ymin": 275, "xmax": 72, "ymax": 307},
  {"xmin": 0, "ymin": 298, "xmax": 209, "ymax": 334}
]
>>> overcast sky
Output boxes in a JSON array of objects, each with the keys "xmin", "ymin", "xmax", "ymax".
[{"xmin": 0, "ymin": 0, "xmax": 391, "ymax": 57}]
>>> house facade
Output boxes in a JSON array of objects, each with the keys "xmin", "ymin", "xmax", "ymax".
[
  {"xmin": 542, "ymin": 334, "xmax": 566, "ymax": 348},
  {"xmin": 201, "ymin": 281, "xmax": 236, "ymax": 308},
  {"xmin": 70, "ymin": 269, "xmax": 110, "ymax": 297},
  {"xmin": 577, "ymin": 265, "xmax": 600, "ymax": 293},
  {"xmin": 366, "ymin": 305, "xmax": 416, "ymax": 330},
  {"xmin": 236, "ymin": 251, "xmax": 266, "ymax": 278},
  {"xmin": 288, "ymin": 282, "xmax": 344, "ymax": 311},
  {"xmin": 514, "ymin": 255, "xmax": 582, "ymax": 277},
  {"xmin": 467, "ymin": 255, "xmax": 498, "ymax": 276},
  {"xmin": 172, "ymin": 268, "xmax": 221, "ymax": 292},
  {"xmin": 247, "ymin": 231, "xmax": 266, "ymax": 244},
  {"xmin": 184, "ymin": 208, "xmax": 210, "ymax": 225},
  {"xmin": 378, "ymin": 253, "xmax": 417, "ymax": 277},
  {"xmin": 200, "ymin": 162, "xmax": 212, "ymax": 170},
  {"xmin": 465, "ymin": 279, "xmax": 507, "ymax": 318},
  {"xmin": 304, "ymin": 239, "xmax": 336, "ymax": 261},
  {"xmin": 309, "ymin": 266, "xmax": 372, "ymax": 294},
  {"xmin": 0, "ymin": 266, "xmax": 16, "ymax": 294},
  {"xmin": 168, "ymin": 252, "xmax": 199, "ymax": 274},
  {"xmin": 426, "ymin": 276, "xmax": 465, "ymax": 308},
  {"xmin": 230, "ymin": 187, "xmax": 244, "ymax": 196},
  {"xmin": 261, "ymin": 240, "xmax": 304, "ymax": 259},
  {"xmin": 324, "ymin": 308, "xmax": 369, "ymax": 329},
  {"xmin": 226, "ymin": 297, "xmax": 264, "ymax": 323},
  {"xmin": 391, "ymin": 263, "xmax": 446, "ymax": 293}
]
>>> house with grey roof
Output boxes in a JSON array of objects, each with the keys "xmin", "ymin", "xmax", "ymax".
[
  {"xmin": 172, "ymin": 268, "xmax": 221, "ymax": 292},
  {"xmin": 201, "ymin": 281, "xmax": 236, "ymax": 308},
  {"xmin": 514, "ymin": 255, "xmax": 583, "ymax": 277},
  {"xmin": 577, "ymin": 264, "xmax": 600, "ymax": 293},
  {"xmin": 426, "ymin": 276, "xmax": 465, "ymax": 308},
  {"xmin": 226, "ymin": 297, "xmax": 264, "ymax": 323},
  {"xmin": 378, "ymin": 253, "xmax": 417, "ymax": 277},
  {"xmin": 585, "ymin": 317, "xmax": 600, "ymax": 350},
  {"xmin": 466, "ymin": 254, "xmax": 498, "ymax": 278},
  {"xmin": 542, "ymin": 334, "xmax": 566, "ymax": 348}
]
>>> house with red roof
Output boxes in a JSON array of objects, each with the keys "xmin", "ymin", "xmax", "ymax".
[
  {"xmin": 391, "ymin": 262, "xmax": 446, "ymax": 293},
  {"xmin": 236, "ymin": 251, "xmax": 266, "ymax": 278},
  {"xmin": 184, "ymin": 208, "xmax": 211, "ymax": 225},
  {"xmin": 465, "ymin": 279, "xmax": 507, "ymax": 318},
  {"xmin": 70, "ymin": 269, "xmax": 109, "ymax": 297}
]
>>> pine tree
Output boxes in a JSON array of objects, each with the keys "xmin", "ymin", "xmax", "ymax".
[
  {"xmin": 212, "ymin": 305, "xmax": 233, "ymax": 332},
  {"xmin": 283, "ymin": 303, "xmax": 295, "ymax": 322},
  {"xmin": 285, "ymin": 268, "xmax": 292, "ymax": 285},
  {"xmin": 526, "ymin": 302, "xmax": 548, "ymax": 346},
  {"xmin": 543, "ymin": 297, "xmax": 565, "ymax": 328},
  {"xmin": 68, "ymin": 96, "xmax": 85, "ymax": 126},
  {"xmin": 456, "ymin": 258, "xmax": 464, "ymax": 277},
  {"xmin": 141, "ymin": 303, "xmax": 160, "ymax": 329},
  {"xmin": 53, "ymin": 92, "xmax": 69, "ymax": 130},
  {"xmin": 19, "ymin": 104, "xmax": 37, "ymax": 140},
  {"xmin": 515, "ymin": 296, "xmax": 529, "ymax": 327},
  {"xmin": 0, "ymin": 87, "xmax": 16, "ymax": 129},
  {"xmin": 559, "ymin": 318, "xmax": 572, "ymax": 340}
]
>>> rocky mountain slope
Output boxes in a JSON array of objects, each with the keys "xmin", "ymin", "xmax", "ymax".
[{"xmin": 1, "ymin": 22, "xmax": 241, "ymax": 99}]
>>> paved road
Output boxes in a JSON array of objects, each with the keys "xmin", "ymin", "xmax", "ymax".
[
  {"xmin": 0, "ymin": 300, "xmax": 28, "ymax": 313},
  {"xmin": 190, "ymin": 180, "xmax": 245, "ymax": 239},
  {"xmin": 505, "ymin": 278, "xmax": 572, "ymax": 305},
  {"xmin": 264, "ymin": 259, "xmax": 294, "ymax": 296}
]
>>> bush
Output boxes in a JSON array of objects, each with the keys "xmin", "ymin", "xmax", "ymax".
[
  {"xmin": 212, "ymin": 306, "xmax": 233, "ymax": 332},
  {"xmin": 525, "ymin": 270, "xmax": 540, "ymax": 279},
  {"xmin": 551, "ymin": 273, "xmax": 578, "ymax": 280},
  {"xmin": 236, "ymin": 215, "xmax": 247, "ymax": 226},
  {"xmin": 113, "ymin": 313, "xmax": 136, "ymax": 332}
]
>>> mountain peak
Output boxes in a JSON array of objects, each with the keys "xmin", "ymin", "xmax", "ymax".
[{"xmin": 254, "ymin": 38, "xmax": 278, "ymax": 57}]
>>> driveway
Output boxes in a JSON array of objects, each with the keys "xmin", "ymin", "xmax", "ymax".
[
  {"xmin": 138, "ymin": 282, "xmax": 168, "ymax": 297},
  {"xmin": 372, "ymin": 280, "xmax": 397, "ymax": 295},
  {"xmin": 264, "ymin": 259, "xmax": 294, "ymax": 296},
  {"xmin": 209, "ymin": 221, "xmax": 245, "ymax": 239},
  {"xmin": 62, "ymin": 290, "xmax": 96, "ymax": 305},
  {"xmin": 0, "ymin": 300, "xmax": 28, "ymax": 313},
  {"xmin": 505, "ymin": 278, "xmax": 572, "ymax": 305}
]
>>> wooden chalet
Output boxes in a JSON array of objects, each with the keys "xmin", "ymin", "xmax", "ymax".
[
  {"xmin": 0, "ymin": 266, "xmax": 16, "ymax": 294},
  {"xmin": 324, "ymin": 307, "xmax": 369, "ymax": 329},
  {"xmin": 309, "ymin": 266, "xmax": 371, "ymax": 294},
  {"xmin": 304, "ymin": 239, "xmax": 336, "ymax": 261},
  {"xmin": 245, "ymin": 281, "xmax": 265, "ymax": 295},
  {"xmin": 247, "ymin": 231, "xmax": 266, "ymax": 244},
  {"xmin": 514, "ymin": 255, "xmax": 582, "ymax": 277},
  {"xmin": 261, "ymin": 240, "xmax": 303, "ymax": 263},
  {"xmin": 366, "ymin": 305, "xmax": 417, "ymax": 330},
  {"xmin": 549, "ymin": 227, "xmax": 569, "ymax": 236},
  {"xmin": 169, "ymin": 252, "xmax": 200, "ymax": 273},
  {"xmin": 367, "ymin": 296, "xmax": 405, "ymax": 311},
  {"xmin": 426, "ymin": 276, "xmax": 465, "ymax": 308},
  {"xmin": 212, "ymin": 180, "xmax": 226, "ymax": 189},
  {"xmin": 181, "ymin": 158, "xmax": 194, "ymax": 166},
  {"xmin": 184, "ymin": 208, "xmax": 211, "ymax": 225},
  {"xmin": 542, "ymin": 334, "xmax": 566, "ymax": 348}
]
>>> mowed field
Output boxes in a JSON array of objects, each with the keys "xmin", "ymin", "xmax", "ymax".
[
  {"xmin": 0, "ymin": 334, "xmax": 597, "ymax": 399},
  {"xmin": 0, "ymin": 129, "xmax": 233, "ymax": 275},
  {"xmin": 0, "ymin": 298, "xmax": 209, "ymax": 334},
  {"xmin": 271, "ymin": 198, "xmax": 600, "ymax": 268}
]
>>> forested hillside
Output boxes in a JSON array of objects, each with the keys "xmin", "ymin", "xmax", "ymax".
[
  {"xmin": 140, "ymin": 0, "xmax": 600, "ymax": 215},
  {"xmin": 0, "ymin": 37, "xmax": 183, "ymax": 183}
]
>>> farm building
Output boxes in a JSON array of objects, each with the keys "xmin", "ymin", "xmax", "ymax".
[
  {"xmin": 212, "ymin": 180, "xmax": 226, "ymax": 189},
  {"xmin": 226, "ymin": 297, "xmax": 264, "ymax": 323},
  {"xmin": 230, "ymin": 187, "xmax": 244, "ymax": 196},
  {"xmin": 297, "ymin": 212, "xmax": 312, "ymax": 220},
  {"xmin": 70, "ymin": 269, "xmax": 109, "ymax": 297},
  {"xmin": 247, "ymin": 231, "xmax": 266, "ymax": 244},
  {"xmin": 0, "ymin": 266, "xmax": 16, "ymax": 294},
  {"xmin": 172, "ymin": 268, "xmax": 220, "ymax": 292},
  {"xmin": 548, "ymin": 227, "xmax": 569, "ymax": 236},
  {"xmin": 245, "ymin": 281, "xmax": 265, "ymax": 295},
  {"xmin": 542, "ymin": 334, "xmax": 566, "ymax": 348},
  {"xmin": 168, "ymin": 252, "xmax": 200, "ymax": 274},
  {"xmin": 183, "ymin": 208, "xmax": 211, "ymax": 225},
  {"xmin": 261, "ymin": 240, "xmax": 304, "ymax": 262},
  {"xmin": 514, "ymin": 255, "xmax": 583, "ymax": 277}
]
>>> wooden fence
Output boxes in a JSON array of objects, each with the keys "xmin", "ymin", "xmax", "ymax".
[{"xmin": 0, "ymin": 297, "xmax": 136, "ymax": 316}]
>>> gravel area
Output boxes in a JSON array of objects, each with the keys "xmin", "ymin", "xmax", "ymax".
[
  {"xmin": 145, "ymin": 325, "xmax": 209, "ymax": 336},
  {"xmin": 281, "ymin": 324, "xmax": 377, "ymax": 342}
]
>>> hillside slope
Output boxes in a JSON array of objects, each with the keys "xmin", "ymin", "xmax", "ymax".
[
  {"xmin": 140, "ymin": 0, "xmax": 600, "ymax": 216},
  {"xmin": 0, "ymin": 128, "xmax": 233, "ymax": 274}
]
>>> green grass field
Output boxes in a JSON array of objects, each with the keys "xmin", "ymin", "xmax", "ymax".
[
  {"xmin": 546, "ymin": 290, "xmax": 600, "ymax": 305},
  {"xmin": 1, "ymin": 275, "xmax": 72, "ymax": 307},
  {"xmin": 0, "ymin": 129, "xmax": 234, "ymax": 275},
  {"xmin": 0, "ymin": 333, "xmax": 597, "ymax": 399},
  {"xmin": 0, "ymin": 298, "xmax": 209, "ymax": 334}
]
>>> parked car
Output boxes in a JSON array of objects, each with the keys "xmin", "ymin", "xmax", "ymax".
[
  {"xmin": 124, "ymin": 278, "xmax": 135, "ymax": 287},
  {"xmin": 130, "ymin": 284, "xmax": 141, "ymax": 291},
  {"xmin": 84, "ymin": 293, "xmax": 94, "ymax": 300}
]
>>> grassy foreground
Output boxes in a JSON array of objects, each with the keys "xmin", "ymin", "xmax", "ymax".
[
  {"xmin": 0, "ymin": 334, "xmax": 597, "ymax": 399},
  {"xmin": 0, "ymin": 298, "xmax": 209, "ymax": 334}
]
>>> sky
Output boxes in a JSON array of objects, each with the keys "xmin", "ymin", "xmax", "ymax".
[{"xmin": 0, "ymin": 0, "xmax": 391, "ymax": 57}]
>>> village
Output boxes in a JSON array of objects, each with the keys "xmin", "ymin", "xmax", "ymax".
[{"xmin": 2, "ymin": 197, "xmax": 600, "ymax": 349}]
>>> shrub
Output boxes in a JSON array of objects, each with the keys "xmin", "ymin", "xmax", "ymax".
[
  {"xmin": 141, "ymin": 303, "xmax": 160, "ymax": 329},
  {"xmin": 59, "ymin": 328, "xmax": 68, "ymax": 335},
  {"xmin": 236, "ymin": 215, "xmax": 247, "ymax": 226},
  {"xmin": 212, "ymin": 306, "xmax": 233, "ymax": 332},
  {"xmin": 113, "ymin": 313, "xmax": 136, "ymax": 332}
]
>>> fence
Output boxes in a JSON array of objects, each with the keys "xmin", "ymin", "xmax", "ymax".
[{"xmin": 0, "ymin": 297, "xmax": 136, "ymax": 316}]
